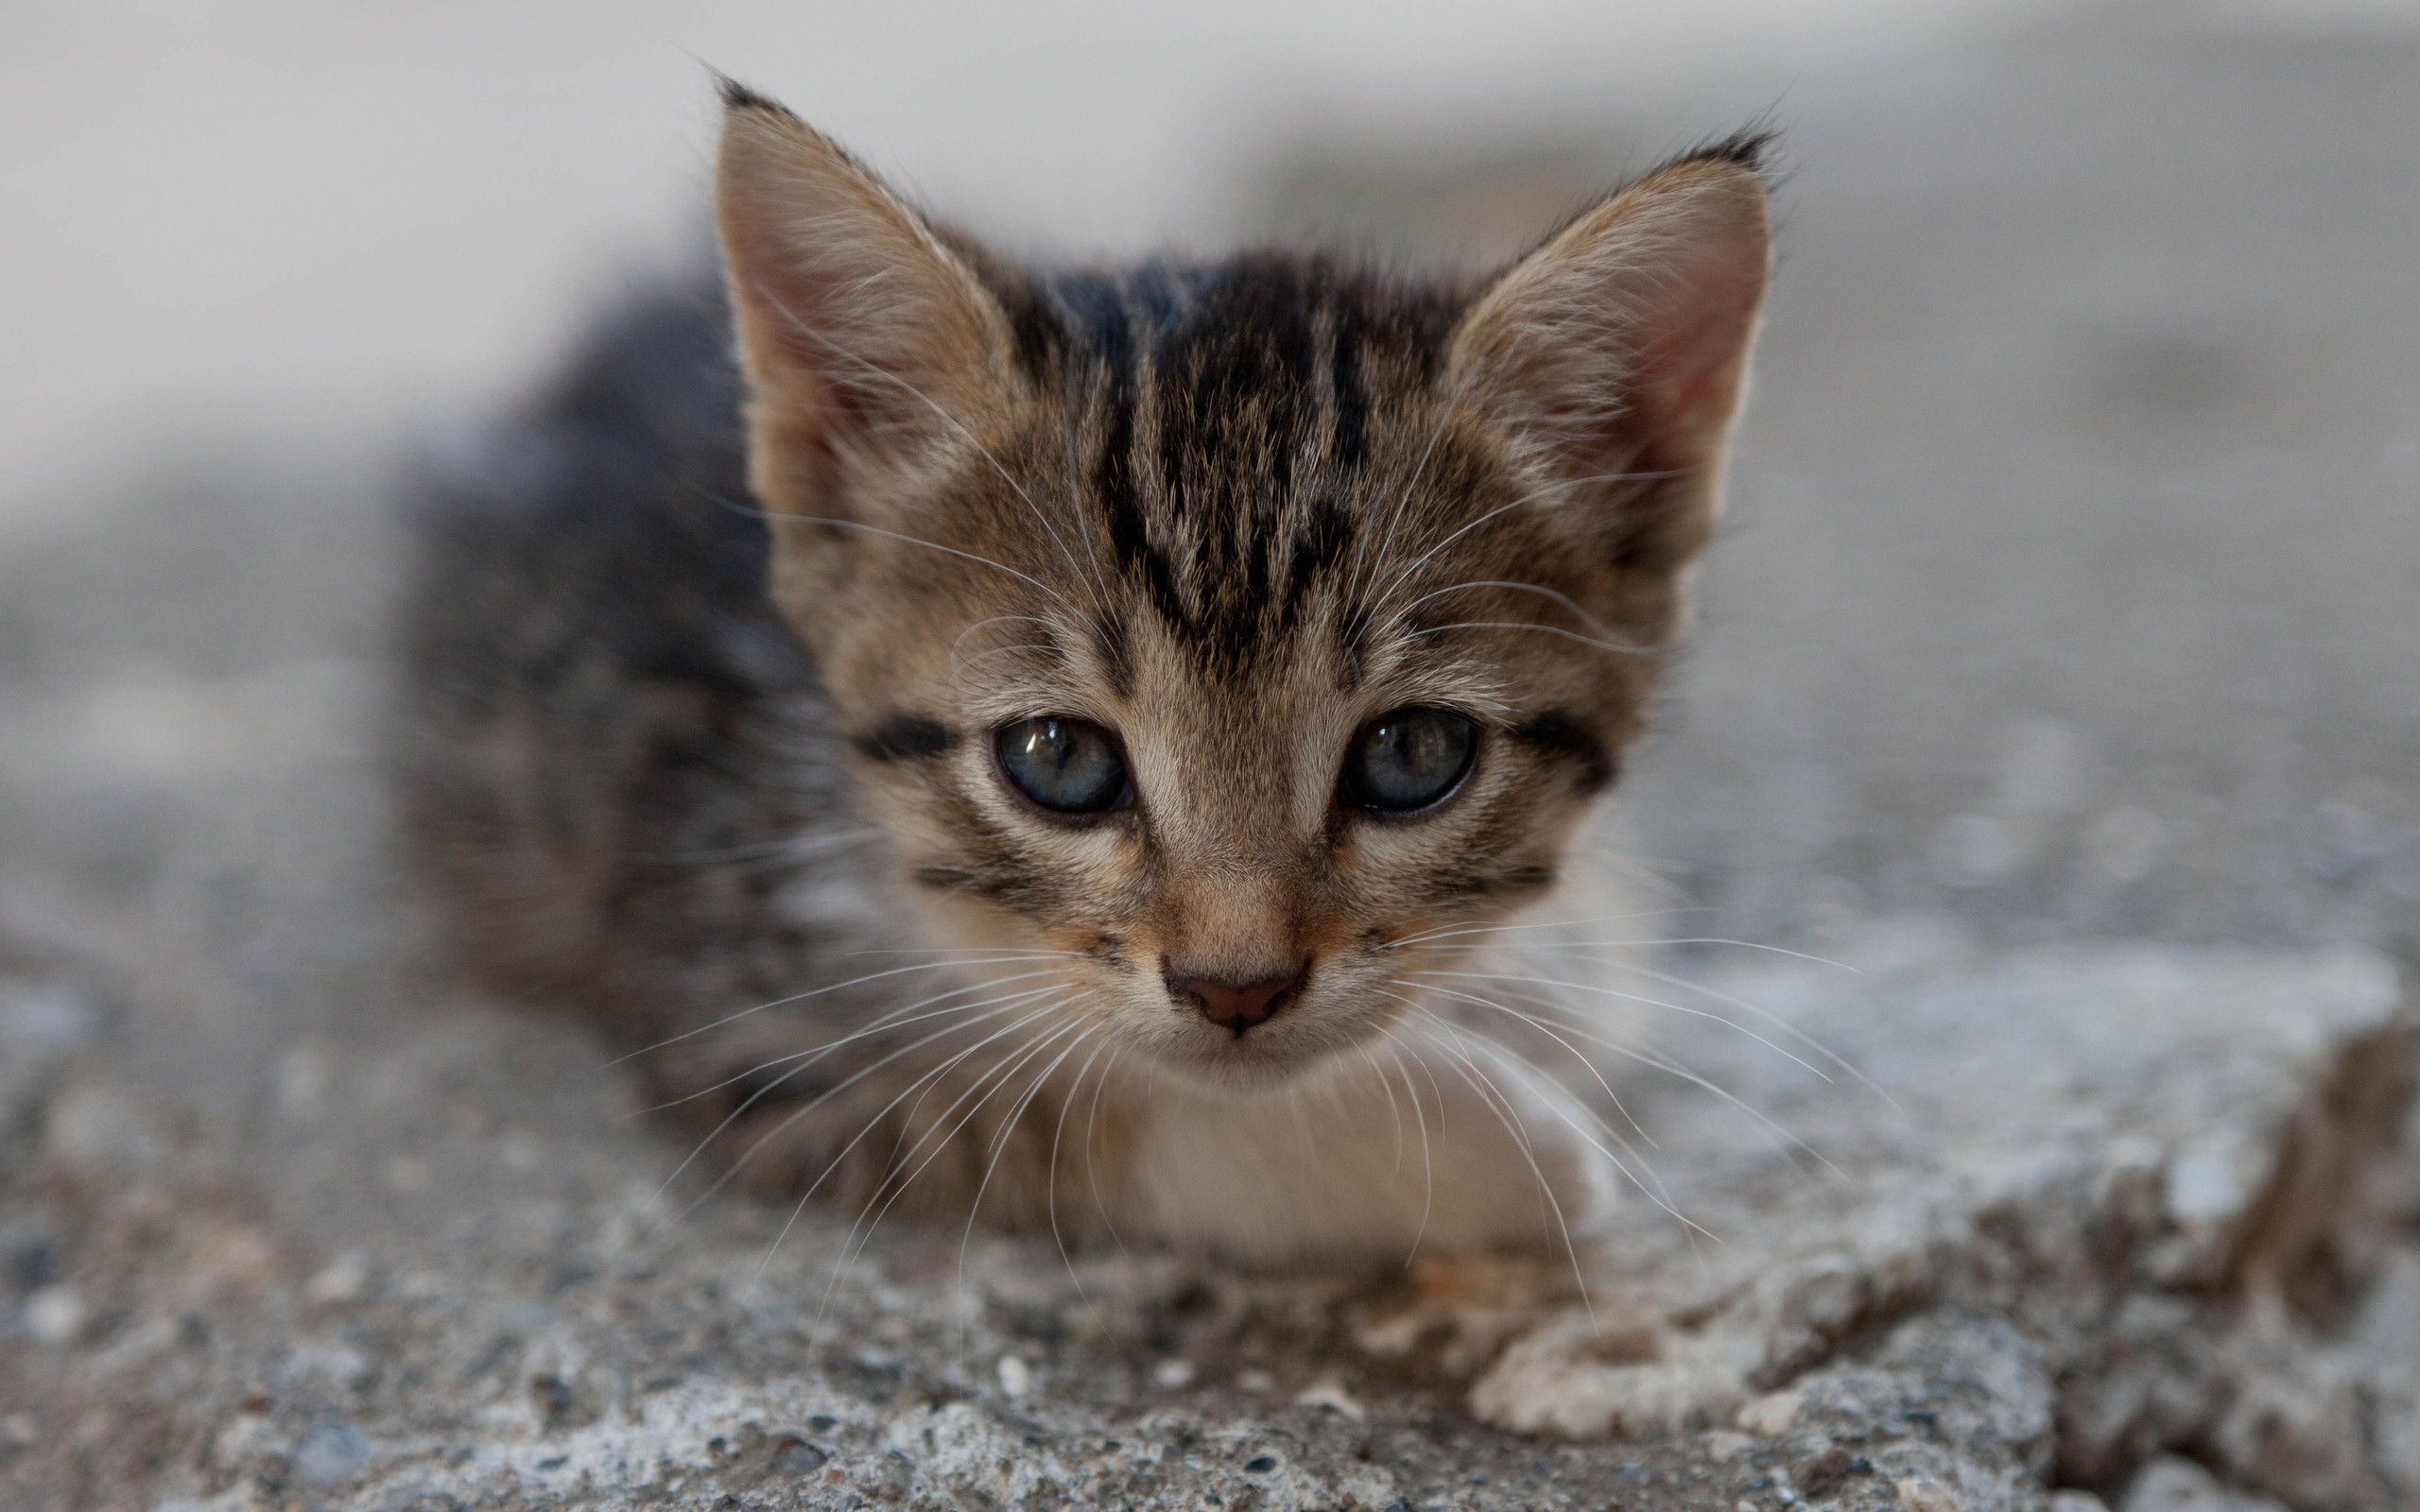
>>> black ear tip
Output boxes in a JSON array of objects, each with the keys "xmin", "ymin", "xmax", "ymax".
[
  {"xmin": 1676, "ymin": 125, "xmax": 1780, "ymax": 177},
  {"xmin": 714, "ymin": 71, "xmax": 793, "ymax": 117}
]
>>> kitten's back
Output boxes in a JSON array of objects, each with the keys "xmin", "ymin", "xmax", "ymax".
[{"xmin": 390, "ymin": 278, "xmax": 830, "ymax": 1002}]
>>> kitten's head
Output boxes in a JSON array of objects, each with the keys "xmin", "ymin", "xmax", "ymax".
[{"xmin": 716, "ymin": 85, "xmax": 1771, "ymax": 1092}]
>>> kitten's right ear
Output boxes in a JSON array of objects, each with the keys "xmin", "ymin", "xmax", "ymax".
[
  {"xmin": 715, "ymin": 83, "xmax": 1015, "ymax": 526},
  {"xmin": 1446, "ymin": 138, "xmax": 1773, "ymax": 579}
]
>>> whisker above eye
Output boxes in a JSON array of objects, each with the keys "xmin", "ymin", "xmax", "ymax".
[
  {"xmin": 1369, "ymin": 467, "xmax": 1686, "ymax": 607},
  {"xmin": 947, "ymin": 612, "xmax": 1059, "ymax": 656},
  {"xmin": 1377, "ymin": 907, "xmax": 1708, "ymax": 952},
  {"xmin": 1387, "ymin": 579, "xmax": 1629, "ymax": 647},
  {"xmin": 1398, "ymin": 621, "xmax": 1649, "ymax": 657}
]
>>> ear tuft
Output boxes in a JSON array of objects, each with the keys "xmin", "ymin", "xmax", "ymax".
[
  {"xmin": 714, "ymin": 72, "xmax": 795, "ymax": 118},
  {"xmin": 1668, "ymin": 125, "xmax": 1777, "ymax": 175}
]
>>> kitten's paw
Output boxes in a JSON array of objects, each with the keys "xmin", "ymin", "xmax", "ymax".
[{"xmin": 1349, "ymin": 1253, "xmax": 1585, "ymax": 1377}]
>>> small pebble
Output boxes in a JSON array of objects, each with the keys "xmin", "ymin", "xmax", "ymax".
[
  {"xmin": 1737, "ymin": 1389, "xmax": 1805, "ymax": 1435},
  {"xmin": 1897, "ymin": 1478, "xmax": 1962, "ymax": 1512},
  {"xmin": 24, "ymin": 1284, "xmax": 85, "ymax": 1346},
  {"xmin": 1292, "ymin": 1379, "xmax": 1366, "ymax": 1420},
  {"xmin": 293, "ymin": 1421, "xmax": 372, "ymax": 1486},
  {"xmin": 1797, "ymin": 1446, "xmax": 1858, "ymax": 1498},
  {"xmin": 1152, "ymin": 1357, "xmax": 1195, "ymax": 1388},
  {"xmin": 995, "ymin": 1354, "xmax": 1032, "ymax": 1398},
  {"xmin": 493, "ymin": 1297, "xmax": 553, "ymax": 1337},
  {"xmin": 770, "ymin": 1436, "xmax": 826, "ymax": 1475},
  {"xmin": 305, "ymin": 1255, "xmax": 369, "ymax": 1306}
]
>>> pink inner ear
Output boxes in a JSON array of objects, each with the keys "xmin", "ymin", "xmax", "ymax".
[
  {"xmin": 1451, "ymin": 162, "xmax": 1772, "ymax": 475},
  {"xmin": 1630, "ymin": 231, "xmax": 1772, "ymax": 444}
]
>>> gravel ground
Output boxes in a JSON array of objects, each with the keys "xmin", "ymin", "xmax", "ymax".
[{"xmin": 1, "ymin": 14, "xmax": 2416, "ymax": 1512}]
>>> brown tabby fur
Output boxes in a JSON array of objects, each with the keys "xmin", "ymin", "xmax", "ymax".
[{"xmin": 391, "ymin": 80, "xmax": 1772, "ymax": 1267}]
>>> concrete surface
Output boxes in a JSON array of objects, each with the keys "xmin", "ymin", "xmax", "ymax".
[{"xmin": 3, "ymin": 14, "xmax": 2419, "ymax": 1512}]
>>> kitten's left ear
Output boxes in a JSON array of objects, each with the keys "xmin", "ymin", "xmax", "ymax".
[
  {"xmin": 714, "ymin": 81, "xmax": 1017, "ymax": 528},
  {"xmin": 1448, "ymin": 137, "xmax": 1773, "ymax": 574}
]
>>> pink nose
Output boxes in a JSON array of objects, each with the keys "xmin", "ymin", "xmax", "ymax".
[{"xmin": 1167, "ymin": 965, "xmax": 1305, "ymax": 1036}]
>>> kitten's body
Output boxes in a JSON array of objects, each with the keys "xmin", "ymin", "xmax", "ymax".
[{"xmin": 395, "ymin": 92, "xmax": 1771, "ymax": 1266}]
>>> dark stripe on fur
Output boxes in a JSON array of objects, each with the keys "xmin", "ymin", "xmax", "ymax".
[
  {"xmin": 855, "ymin": 714, "xmax": 957, "ymax": 765},
  {"xmin": 1512, "ymin": 709, "xmax": 1616, "ymax": 794},
  {"xmin": 954, "ymin": 253, "xmax": 1463, "ymax": 673}
]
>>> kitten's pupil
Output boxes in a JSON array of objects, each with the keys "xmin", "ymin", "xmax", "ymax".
[
  {"xmin": 996, "ymin": 717, "xmax": 1130, "ymax": 814},
  {"xmin": 1341, "ymin": 708, "xmax": 1478, "ymax": 813}
]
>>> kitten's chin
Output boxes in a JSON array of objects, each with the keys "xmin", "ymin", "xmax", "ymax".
[{"xmin": 1145, "ymin": 1032, "xmax": 1361, "ymax": 1099}]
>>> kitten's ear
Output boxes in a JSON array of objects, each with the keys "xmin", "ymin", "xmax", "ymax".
[
  {"xmin": 1447, "ymin": 138, "xmax": 1773, "ymax": 571},
  {"xmin": 715, "ymin": 84, "xmax": 1015, "ymax": 524}
]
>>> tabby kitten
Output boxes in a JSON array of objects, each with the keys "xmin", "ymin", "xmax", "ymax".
[{"xmin": 393, "ymin": 81, "xmax": 1772, "ymax": 1267}]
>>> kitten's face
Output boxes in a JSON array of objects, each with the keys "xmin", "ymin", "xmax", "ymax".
[
  {"xmin": 716, "ymin": 94, "xmax": 1770, "ymax": 1091},
  {"xmin": 799, "ymin": 372, "xmax": 1656, "ymax": 1090}
]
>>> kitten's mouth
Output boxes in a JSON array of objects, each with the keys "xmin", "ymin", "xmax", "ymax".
[
  {"xmin": 1156, "ymin": 1036, "xmax": 1330, "ymax": 1093},
  {"xmin": 1150, "ymin": 1000, "xmax": 1377, "ymax": 1092}
]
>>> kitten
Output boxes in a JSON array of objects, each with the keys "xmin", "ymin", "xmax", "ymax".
[{"xmin": 392, "ymin": 80, "xmax": 1772, "ymax": 1268}]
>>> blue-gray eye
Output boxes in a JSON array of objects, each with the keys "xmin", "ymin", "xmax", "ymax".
[
  {"xmin": 995, "ymin": 717, "xmax": 1131, "ymax": 814},
  {"xmin": 1340, "ymin": 707, "xmax": 1477, "ymax": 813}
]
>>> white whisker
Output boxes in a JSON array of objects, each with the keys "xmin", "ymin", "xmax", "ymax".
[
  {"xmin": 1414, "ymin": 976, "xmax": 1841, "ymax": 1181},
  {"xmin": 659, "ymin": 987, "xmax": 1060, "ymax": 1210},
  {"xmin": 1400, "ymin": 620, "xmax": 1647, "ymax": 657},
  {"xmin": 1415, "ymin": 969, "xmax": 1830, "ymax": 1082},
  {"xmin": 609, "ymin": 954, "xmax": 1070, "ymax": 1064},
  {"xmin": 1373, "ymin": 468, "xmax": 1682, "ymax": 604},
  {"xmin": 1397, "ymin": 1006, "xmax": 1602, "ymax": 1330},
  {"xmin": 625, "ymin": 971, "xmax": 1063, "ymax": 1119}
]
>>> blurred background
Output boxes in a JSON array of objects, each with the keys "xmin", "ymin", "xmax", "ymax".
[{"xmin": 3, "ymin": 0, "xmax": 2417, "ymax": 962}]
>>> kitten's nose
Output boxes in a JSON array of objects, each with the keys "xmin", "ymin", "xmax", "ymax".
[{"xmin": 1167, "ymin": 964, "xmax": 1306, "ymax": 1037}]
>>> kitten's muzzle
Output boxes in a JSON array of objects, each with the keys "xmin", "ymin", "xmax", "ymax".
[{"xmin": 1166, "ymin": 962, "xmax": 1307, "ymax": 1038}]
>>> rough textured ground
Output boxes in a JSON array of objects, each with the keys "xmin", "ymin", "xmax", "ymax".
[{"xmin": 4, "ymin": 14, "xmax": 2418, "ymax": 1512}]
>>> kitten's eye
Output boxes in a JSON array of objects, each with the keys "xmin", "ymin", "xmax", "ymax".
[
  {"xmin": 995, "ymin": 717, "xmax": 1131, "ymax": 815},
  {"xmin": 1340, "ymin": 707, "xmax": 1478, "ymax": 813}
]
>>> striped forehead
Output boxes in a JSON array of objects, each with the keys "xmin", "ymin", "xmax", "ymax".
[{"xmin": 989, "ymin": 257, "xmax": 1467, "ymax": 675}]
